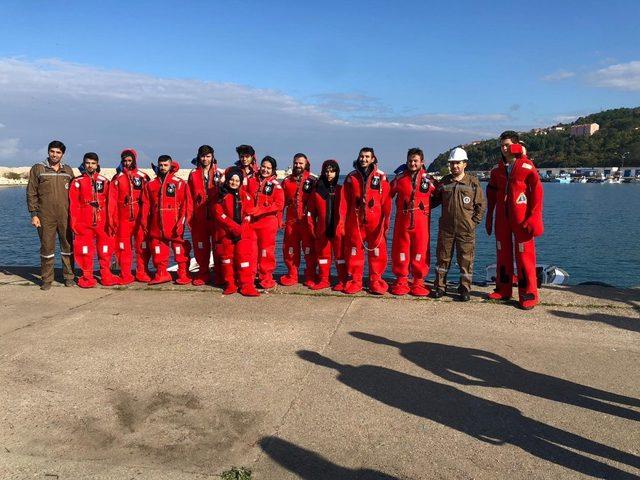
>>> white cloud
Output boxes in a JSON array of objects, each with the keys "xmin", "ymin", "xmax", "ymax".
[
  {"xmin": 542, "ymin": 70, "xmax": 575, "ymax": 81},
  {"xmin": 553, "ymin": 114, "xmax": 579, "ymax": 123},
  {"xmin": 0, "ymin": 138, "xmax": 19, "ymax": 159},
  {"xmin": 0, "ymin": 57, "xmax": 507, "ymax": 168},
  {"xmin": 589, "ymin": 60, "xmax": 640, "ymax": 91}
]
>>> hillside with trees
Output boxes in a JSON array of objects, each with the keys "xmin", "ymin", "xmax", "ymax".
[{"xmin": 428, "ymin": 107, "xmax": 640, "ymax": 172}]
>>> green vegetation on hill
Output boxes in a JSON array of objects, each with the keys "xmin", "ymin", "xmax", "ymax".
[{"xmin": 428, "ymin": 107, "xmax": 640, "ymax": 172}]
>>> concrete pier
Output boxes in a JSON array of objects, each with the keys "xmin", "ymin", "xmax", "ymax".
[{"xmin": 1, "ymin": 267, "xmax": 639, "ymax": 479}]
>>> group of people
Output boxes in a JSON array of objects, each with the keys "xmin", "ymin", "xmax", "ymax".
[{"xmin": 27, "ymin": 130, "xmax": 544, "ymax": 309}]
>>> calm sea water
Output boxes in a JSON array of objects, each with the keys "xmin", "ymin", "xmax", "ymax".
[{"xmin": 1, "ymin": 183, "xmax": 639, "ymax": 287}]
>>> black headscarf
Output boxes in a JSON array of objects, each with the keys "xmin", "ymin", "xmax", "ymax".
[{"xmin": 316, "ymin": 159, "xmax": 341, "ymax": 238}]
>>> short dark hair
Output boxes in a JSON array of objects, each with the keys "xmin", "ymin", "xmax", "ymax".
[
  {"xmin": 293, "ymin": 153, "xmax": 307, "ymax": 161},
  {"xmin": 359, "ymin": 147, "xmax": 375, "ymax": 156},
  {"xmin": 83, "ymin": 152, "xmax": 99, "ymax": 162},
  {"xmin": 499, "ymin": 130, "xmax": 520, "ymax": 143},
  {"xmin": 236, "ymin": 144, "xmax": 255, "ymax": 157},
  {"xmin": 407, "ymin": 147, "xmax": 424, "ymax": 162},
  {"xmin": 48, "ymin": 140, "xmax": 66, "ymax": 154},
  {"xmin": 157, "ymin": 154, "xmax": 172, "ymax": 164},
  {"xmin": 197, "ymin": 145, "xmax": 214, "ymax": 157}
]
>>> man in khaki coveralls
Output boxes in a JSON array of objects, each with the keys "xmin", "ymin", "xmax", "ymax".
[
  {"xmin": 26, "ymin": 140, "xmax": 75, "ymax": 290},
  {"xmin": 432, "ymin": 147, "xmax": 485, "ymax": 301}
]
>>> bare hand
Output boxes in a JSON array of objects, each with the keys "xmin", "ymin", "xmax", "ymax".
[{"xmin": 31, "ymin": 216, "xmax": 41, "ymax": 228}]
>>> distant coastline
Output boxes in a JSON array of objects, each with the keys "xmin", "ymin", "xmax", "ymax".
[{"xmin": 0, "ymin": 166, "xmax": 293, "ymax": 186}]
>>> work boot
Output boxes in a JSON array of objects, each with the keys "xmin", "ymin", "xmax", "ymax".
[
  {"xmin": 390, "ymin": 277, "xmax": 410, "ymax": 296},
  {"xmin": 410, "ymin": 280, "xmax": 431, "ymax": 297},
  {"xmin": 331, "ymin": 282, "xmax": 346, "ymax": 292},
  {"xmin": 40, "ymin": 282, "xmax": 52, "ymax": 291},
  {"xmin": 279, "ymin": 273, "xmax": 298, "ymax": 286},
  {"xmin": 175, "ymin": 263, "xmax": 191, "ymax": 285},
  {"xmin": 64, "ymin": 279, "xmax": 75, "ymax": 287},
  {"xmin": 343, "ymin": 280, "xmax": 363, "ymax": 295},
  {"xmin": 240, "ymin": 284, "xmax": 260, "ymax": 297},
  {"xmin": 457, "ymin": 290, "xmax": 471, "ymax": 302},
  {"xmin": 519, "ymin": 294, "xmax": 538, "ymax": 310},
  {"xmin": 431, "ymin": 288, "xmax": 445, "ymax": 299}
]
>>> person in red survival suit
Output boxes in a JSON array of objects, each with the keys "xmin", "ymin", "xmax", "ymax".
[
  {"xmin": 389, "ymin": 148, "xmax": 435, "ymax": 297},
  {"xmin": 306, "ymin": 159, "xmax": 347, "ymax": 291},
  {"xmin": 280, "ymin": 153, "xmax": 317, "ymax": 287},
  {"xmin": 486, "ymin": 131, "xmax": 544, "ymax": 310},
  {"xmin": 188, "ymin": 145, "xmax": 221, "ymax": 286},
  {"xmin": 234, "ymin": 144, "xmax": 260, "ymax": 196},
  {"xmin": 140, "ymin": 155, "xmax": 192, "ymax": 285},
  {"xmin": 69, "ymin": 152, "xmax": 121, "ymax": 288},
  {"xmin": 340, "ymin": 147, "xmax": 392, "ymax": 295},
  {"xmin": 250, "ymin": 156, "xmax": 284, "ymax": 289},
  {"xmin": 108, "ymin": 148, "xmax": 152, "ymax": 284},
  {"xmin": 214, "ymin": 166, "xmax": 260, "ymax": 297}
]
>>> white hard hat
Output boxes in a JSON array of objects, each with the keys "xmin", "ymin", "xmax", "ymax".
[{"xmin": 448, "ymin": 147, "xmax": 468, "ymax": 162}]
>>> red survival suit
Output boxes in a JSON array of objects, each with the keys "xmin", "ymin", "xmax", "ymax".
[
  {"xmin": 389, "ymin": 168, "xmax": 435, "ymax": 296},
  {"xmin": 214, "ymin": 169, "xmax": 260, "ymax": 296},
  {"xmin": 251, "ymin": 174, "xmax": 284, "ymax": 288},
  {"xmin": 281, "ymin": 168, "xmax": 316, "ymax": 286},
  {"xmin": 188, "ymin": 161, "xmax": 221, "ymax": 285},
  {"xmin": 141, "ymin": 162, "xmax": 191, "ymax": 285},
  {"xmin": 340, "ymin": 163, "xmax": 391, "ymax": 294},
  {"xmin": 108, "ymin": 149, "xmax": 152, "ymax": 284},
  {"xmin": 69, "ymin": 169, "xmax": 121, "ymax": 288},
  {"xmin": 306, "ymin": 160, "xmax": 347, "ymax": 291},
  {"xmin": 486, "ymin": 154, "xmax": 544, "ymax": 309}
]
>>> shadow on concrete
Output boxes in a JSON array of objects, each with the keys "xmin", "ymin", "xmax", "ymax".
[
  {"xmin": 350, "ymin": 332, "xmax": 640, "ymax": 421},
  {"xmin": 297, "ymin": 350, "xmax": 640, "ymax": 479},
  {"xmin": 546, "ymin": 284, "xmax": 640, "ymax": 309},
  {"xmin": 549, "ymin": 309, "xmax": 640, "ymax": 334},
  {"xmin": 0, "ymin": 265, "xmax": 43, "ymax": 284},
  {"xmin": 259, "ymin": 436, "xmax": 400, "ymax": 480}
]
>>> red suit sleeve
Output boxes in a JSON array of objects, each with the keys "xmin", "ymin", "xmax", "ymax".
[
  {"xmin": 339, "ymin": 177, "xmax": 350, "ymax": 224},
  {"xmin": 485, "ymin": 169, "xmax": 498, "ymax": 234},
  {"xmin": 187, "ymin": 172, "xmax": 196, "ymax": 229},
  {"xmin": 175, "ymin": 182, "xmax": 189, "ymax": 237},
  {"xmin": 523, "ymin": 167, "xmax": 544, "ymax": 237},
  {"xmin": 69, "ymin": 178, "xmax": 81, "ymax": 235},
  {"xmin": 381, "ymin": 177, "xmax": 392, "ymax": 233},
  {"xmin": 140, "ymin": 183, "xmax": 150, "ymax": 235},
  {"xmin": 107, "ymin": 175, "xmax": 119, "ymax": 234},
  {"xmin": 214, "ymin": 200, "xmax": 242, "ymax": 238},
  {"xmin": 306, "ymin": 192, "xmax": 317, "ymax": 238}
]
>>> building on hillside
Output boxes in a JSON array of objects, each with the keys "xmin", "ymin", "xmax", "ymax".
[{"xmin": 570, "ymin": 123, "xmax": 599, "ymax": 137}]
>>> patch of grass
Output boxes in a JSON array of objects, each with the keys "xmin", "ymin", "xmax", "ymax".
[
  {"xmin": 3, "ymin": 171, "xmax": 24, "ymax": 180},
  {"xmin": 220, "ymin": 466, "xmax": 252, "ymax": 480}
]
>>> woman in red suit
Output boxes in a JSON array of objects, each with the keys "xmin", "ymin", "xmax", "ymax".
[{"xmin": 214, "ymin": 167, "xmax": 260, "ymax": 297}]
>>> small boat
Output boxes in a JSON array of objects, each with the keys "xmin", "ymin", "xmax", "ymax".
[
  {"xmin": 554, "ymin": 173, "xmax": 571, "ymax": 184},
  {"xmin": 603, "ymin": 176, "xmax": 622, "ymax": 184},
  {"xmin": 485, "ymin": 264, "xmax": 570, "ymax": 286}
]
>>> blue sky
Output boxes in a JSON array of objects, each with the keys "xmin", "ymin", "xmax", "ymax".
[{"xmin": 0, "ymin": 0, "xmax": 638, "ymax": 168}]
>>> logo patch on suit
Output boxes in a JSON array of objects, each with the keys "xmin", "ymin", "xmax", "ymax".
[
  {"xmin": 264, "ymin": 183, "xmax": 273, "ymax": 195},
  {"xmin": 95, "ymin": 181, "xmax": 104, "ymax": 192},
  {"xmin": 133, "ymin": 177, "xmax": 142, "ymax": 189},
  {"xmin": 463, "ymin": 196, "xmax": 471, "ymax": 204},
  {"xmin": 516, "ymin": 192, "xmax": 527, "ymax": 204},
  {"xmin": 303, "ymin": 179, "xmax": 312, "ymax": 192},
  {"xmin": 371, "ymin": 176, "xmax": 381, "ymax": 190},
  {"xmin": 166, "ymin": 183, "xmax": 176, "ymax": 197},
  {"xmin": 420, "ymin": 179, "xmax": 430, "ymax": 193}
]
